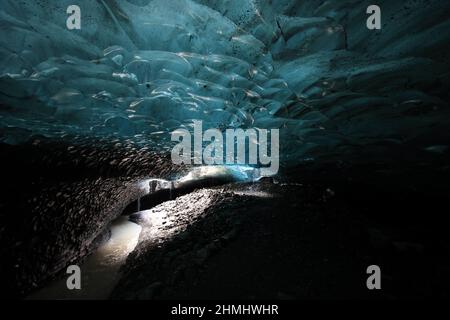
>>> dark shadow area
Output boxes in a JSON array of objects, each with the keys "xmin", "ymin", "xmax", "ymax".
[{"xmin": 112, "ymin": 170, "xmax": 450, "ymax": 299}]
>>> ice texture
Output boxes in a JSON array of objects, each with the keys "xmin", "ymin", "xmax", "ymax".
[{"xmin": 1, "ymin": 0, "xmax": 449, "ymax": 167}]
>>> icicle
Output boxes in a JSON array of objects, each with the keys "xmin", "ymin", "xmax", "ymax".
[{"xmin": 169, "ymin": 181, "xmax": 174, "ymax": 200}]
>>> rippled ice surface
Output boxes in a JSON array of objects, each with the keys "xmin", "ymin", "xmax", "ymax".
[{"xmin": 1, "ymin": 0, "xmax": 450, "ymax": 167}]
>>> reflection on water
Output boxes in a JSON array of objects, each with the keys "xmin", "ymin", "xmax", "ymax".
[
  {"xmin": 30, "ymin": 216, "xmax": 141, "ymax": 300},
  {"xmin": 31, "ymin": 166, "xmax": 259, "ymax": 300}
]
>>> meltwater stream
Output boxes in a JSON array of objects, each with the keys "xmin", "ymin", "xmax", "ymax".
[
  {"xmin": 30, "ymin": 217, "xmax": 141, "ymax": 300},
  {"xmin": 30, "ymin": 165, "xmax": 262, "ymax": 299}
]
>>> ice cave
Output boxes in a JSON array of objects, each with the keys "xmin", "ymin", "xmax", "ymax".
[{"xmin": 1, "ymin": 0, "xmax": 450, "ymax": 300}]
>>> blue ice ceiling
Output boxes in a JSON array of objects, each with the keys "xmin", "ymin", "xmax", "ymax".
[{"xmin": 1, "ymin": 0, "xmax": 449, "ymax": 167}]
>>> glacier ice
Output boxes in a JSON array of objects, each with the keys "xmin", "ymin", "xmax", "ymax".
[{"xmin": 1, "ymin": 0, "xmax": 450, "ymax": 168}]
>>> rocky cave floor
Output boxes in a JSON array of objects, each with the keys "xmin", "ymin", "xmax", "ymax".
[
  {"xmin": 113, "ymin": 178, "xmax": 450, "ymax": 300},
  {"xmin": 1, "ymin": 138, "xmax": 450, "ymax": 299}
]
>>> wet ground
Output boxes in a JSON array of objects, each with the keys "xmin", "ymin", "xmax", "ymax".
[
  {"xmin": 112, "ymin": 179, "xmax": 450, "ymax": 300},
  {"xmin": 0, "ymin": 136, "xmax": 186, "ymax": 298},
  {"xmin": 30, "ymin": 216, "xmax": 141, "ymax": 300},
  {"xmin": 1, "ymin": 138, "xmax": 450, "ymax": 299}
]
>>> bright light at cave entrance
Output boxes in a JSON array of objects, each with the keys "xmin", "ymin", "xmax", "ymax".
[{"xmin": 177, "ymin": 165, "xmax": 260, "ymax": 184}]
